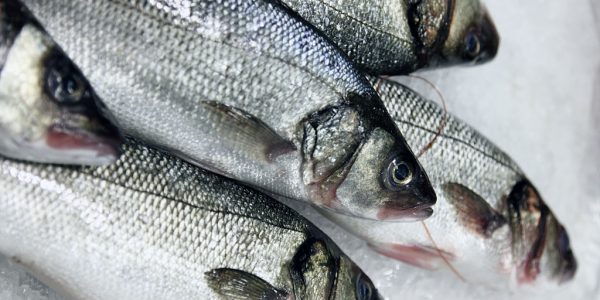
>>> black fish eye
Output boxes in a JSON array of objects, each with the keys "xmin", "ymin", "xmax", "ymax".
[
  {"xmin": 464, "ymin": 32, "xmax": 481, "ymax": 59},
  {"xmin": 382, "ymin": 156, "xmax": 413, "ymax": 191},
  {"xmin": 355, "ymin": 274, "xmax": 373, "ymax": 300},
  {"xmin": 46, "ymin": 67, "xmax": 86, "ymax": 104},
  {"xmin": 393, "ymin": 161, "xmax": 411, "ymax": 184}
]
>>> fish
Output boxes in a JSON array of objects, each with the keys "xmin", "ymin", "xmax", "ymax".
[
  {"xmin": 280, "ymin": 0, "xmax": 500, "ymax": 75},
  {"xmin": 0, "ymin": 140, "xmax": 382, "ymax": 300},
  {"xmin": 0, "ymin": 1, "xmax": 122, "ymax": 165},
  {"xmin": 319, "ymin": 78, "xmax": 576, "ymax": 287},
  {"xmin": 19, "ymin": 0, "xmax": 436, "ymax": 220}
]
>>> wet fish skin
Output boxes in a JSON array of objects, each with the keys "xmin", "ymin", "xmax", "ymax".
[
  {"xmin": 19, "ymin": 0, "xmax": 436, "ymax": 220},
  {"xmin": 0, "ymin": 1, "xmax": 122, "ymax": 165},
  {"xmin": 0, "ymin": 140, "xmax": 382, "ymax": 300},
  {"xmin": 280, "ymin": 0, "xmax": 499, "ymax": 75},
  {"xmin": 320, "ymin": 78, "xmax": 576, "ymax": 287}
]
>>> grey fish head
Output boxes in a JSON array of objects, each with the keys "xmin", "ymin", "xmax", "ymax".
[
  {"xmin": 0, "ymin": 3, "xmax": 122, "ymax": 165},
  {"xmin": 337, "ymin": 255, "xmax": 383, "ymax": 300},
  {"xmin": 335, "ymin": 127, "xmax": 436, "ymax": 221},
  {"xmin": 411, "ymin": 0, "xmax": 499, "ymax": 69},
  {"xmin": 301, "ymin": 102, "xmax": 436, "ymax": 221},
  {"xmin": 506, "ymin": 180, "xmax": 577, "ymax": 284},
  {"xmin": 291, "ymin": 235, "xmax": 382, "ymax": 300}
]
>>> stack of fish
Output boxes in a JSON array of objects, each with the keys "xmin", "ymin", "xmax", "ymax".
[{"xmin": 0, "ymin": 0, "xmax": 576, "ymax": 299}]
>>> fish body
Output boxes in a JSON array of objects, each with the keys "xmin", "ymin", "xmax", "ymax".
[
  {"xmin": 0, "ymin": 140, "xmax": 381, "ymax": 300},
  {"xmin": 321, "ymin": 78, "xmax": 576, "ymax": 286},
  {"xmin": 281, "ymin": 0, "xmax": 499, "ymax": 74},
  {"xmin": 0, "ymin": 1, "xmax": 122, "ymax": 165},
  {"xmin": 19, "ymin": 0, "xmax": 436, "ymax": 220}
]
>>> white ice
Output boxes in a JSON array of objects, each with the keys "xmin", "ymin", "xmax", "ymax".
[{"xmin": 1, "ymin": 0, "xmax": 599, "ymax": 299}]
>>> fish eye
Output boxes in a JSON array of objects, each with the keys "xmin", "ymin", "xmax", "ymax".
[
  {"xmin": 46, "ymin": 66, "xmax": 86, "ymax": 104},
  {"xmin": 355, "ymin": 273, "xmax": 374, "ymax": 300},
  {"xmin": 382, "ymin": 156, "xmax": 413, "ymax": 191},
  {"xmin": 463, "ymin": 32, "xmax": 481, "ymax": 59}
]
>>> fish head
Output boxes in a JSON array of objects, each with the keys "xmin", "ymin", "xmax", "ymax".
[
  {"xmin": 440, "ymin": 1, "xmax": 499, "ymax": 66},
  {"xmin": 336, "ymin": 255, "xmax": 383, "ymax": 300},
  {"xmin": 290, "ymin": 237, "xmax": 382, "ymax": 300},
  {"xmin": 411, "ymin": 0, "xmax": 499, "ymax": 68},
  {"xmin": 506, "ymin": 180, "xmax": 577, "ymax": 284},
  {"xmin": 334, "ymin": 127, "xmax": 436, "ymax": 221},
  {"xmin": 0, "ymin": 24, "xmax": 122, "ymax": 165},
  {"xmin": 301, "ymin": 104, "xmax": 436, "ymax": 221}
]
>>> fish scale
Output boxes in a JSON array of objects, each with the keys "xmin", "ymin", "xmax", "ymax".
[
  {"xmin": 20, "ymin": 0, "xmax": 436, "ymax": 220},
  {"xmin": 21, "ymin": 0, "xmax": 335, "ymax": 197},
  {"xmin": 283, "ymin": 0, "xmax": 415, "ymax": 73},
  {"xmin": 0, "ymin": 141, "xmax": 381, "ymax": 299}
]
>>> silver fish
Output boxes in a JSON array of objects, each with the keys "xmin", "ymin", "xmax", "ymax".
[
  {"xmin": 0, "ymin": 1, "xmax": 122, "ymax": 165},
  {"xmin": 0, "ymin": 140, "xmax": 382, "ymax": 300},
  {"xmin": 19, "ymin": 0, "xmax": 436, "ymax": 220},
  {"xmin": 280, "ymin": 0, "xmax": 500, "ymax": 75},
  {"xmin": 320, "ymin": 78, "xmax": 576, "ymax": 287}
]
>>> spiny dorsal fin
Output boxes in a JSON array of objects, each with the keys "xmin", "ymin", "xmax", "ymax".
[
  {"xmin": 205, "ymin": 268, "xmax": 289, "ymax": 300},
  {"xmin": 201, "ymin": 101, "xmax": 296, "ymax": 163},
  {"xmin": 442, "ymin": 182, "xmax": 507, "ymax": 238}
]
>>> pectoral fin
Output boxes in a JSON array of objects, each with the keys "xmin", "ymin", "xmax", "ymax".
[
  {"xmin": 442, "ymin": 182, "xmax": 507, "ymax": 238},
  {"xmin": 201, "ymin": 101, "xmax": 296, "ymax": 162},
  {"xmin": 204, "ymin": 268, "xmax": 289, "ymax": 300},
  {"xmin": 369, "ymin": 242, "xmax": 454, "ymax": 270}
]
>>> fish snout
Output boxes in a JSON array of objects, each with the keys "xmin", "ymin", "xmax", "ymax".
[
  {"xmin": 47, "ymin": 94, "xmax": 123, "ymax": 165},
  {"xmin": 473, "ymin": 8, "xmax": 500, "ymax": 64},
  {"xmin": 555, "ymin": 224, "xmax": 577, "ymax": 283}
]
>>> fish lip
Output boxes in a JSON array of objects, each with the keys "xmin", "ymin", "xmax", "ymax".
[
  {"xmin": 46, "ymin": 121, "xmax": 122, "ymax": 165},
  {"xmin": 376, "ymin": 204, "xmax": 434, "ymax": 221}
]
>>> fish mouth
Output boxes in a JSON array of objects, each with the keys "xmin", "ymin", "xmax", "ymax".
[
  {"xmin": 376, "ymin": 204, "xmax": 434, "ymax": 221},
  {"xmin": 45, "ymin": 108, "xmax": 123, "ymax": 165}
]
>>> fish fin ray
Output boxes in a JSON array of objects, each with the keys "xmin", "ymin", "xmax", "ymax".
[
  {"xmin": 368, "ymin": 242, "xmax": 453, "ymax": 270},
  {"xmin": 204, "ymin": 268, "xmax": 289, "ymax": 300},
  {"xmin": 442, "ymin": 182, "xmax": 507, "ymax": 238},
  {"xmin": 201, "ymin": 101, "xmax": 296, "ymax": 162}
]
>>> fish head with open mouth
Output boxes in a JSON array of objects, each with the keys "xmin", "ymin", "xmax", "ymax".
[
  {"xmin": 410, "ymin": 0, "xmax": 500, "ymax": 69},
  {"xmin": 506, "ymin": 180, "xmax": 577, "ymax": 284},
  {"xmin": 0, "ymin": 8, "xmax": 121, "ymax": 165},
  {"xmin": 301, "ymin": 101, "xmax": 436, "ymax": 221}
]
